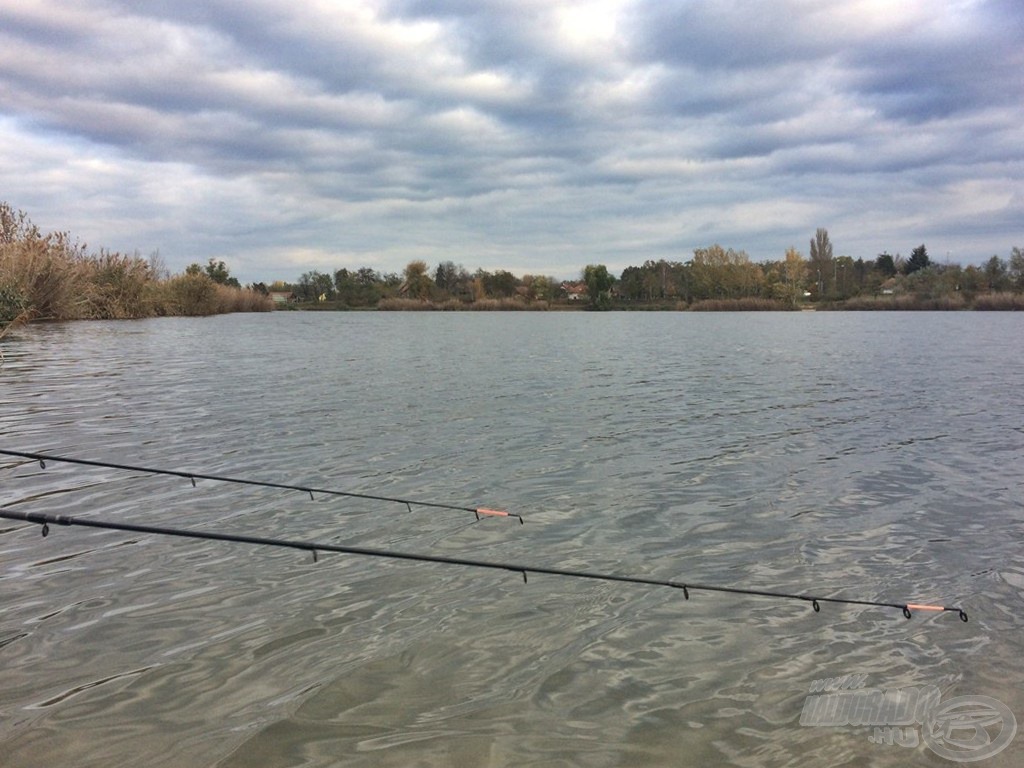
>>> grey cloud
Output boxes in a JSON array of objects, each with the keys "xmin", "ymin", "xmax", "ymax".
[{"xmin": 0, "ymin": 0, "xmax": 1020, "ymax": 283}]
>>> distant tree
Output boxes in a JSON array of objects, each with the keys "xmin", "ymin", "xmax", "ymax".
[
  {"xmin": 434, "ymin": 261, "xmax": 460, "ymax": 293},
  {"xmin": 490, "ymin": 270, "xmax": 519, "ymax": 298},
  {"xmin": 582, "ymin": 264, "xmax": 614, "ymax": 308},
  {"xmin": 851, "ymin": 257, "xmax": 869, "ymax": 292},
  {"xmin": 960, "ymin": 265, "xmax": 986, "ymax": 297},
  {"xmin": 296, "ymin": 270, "xmax": 333, "ymax": 301},
  {"xmin": 874, "ymin": 252, "xmax": 897, "ymax": 277},
  {"xmin": 777, "ymin": 247, "xmax": 806, "ymax": 306},
  {"xmin": 202, "ymin": 258, "xmax": 240, "ymax": 287},
  {"xmin": 983, "ymin": 255, "xmax": 1009, "ymax": 292},
  {"xmin": 618, "ymin": 266, "xmax": 645, "ymax": 301},
  {"xmin": 834, "ymin": 255, "xmax": 855, "ymax": 299},
  {"xmin": 185, "ymin": 262, "xmax": 203, "ymax": 276},
  {"xmin": 334, "ymin": 267, "xmax": 384, "ymax": 306},
  {"xmin": 809, "ymin": 228, "xmax": 834, "ymax": 296},
  {"xmin": 204, "ymin": 259, "xmax": 228, "ymax": 283},
  {"xmin": 530, "ymin": 275, "xmax": 556, "ymax": 301},
  {"xmin": 905, "ymin": 244, "xmax": 930, "ymax": 274},
  {"xmin": 1008, "ymin": 246, "xmax": 1024, "ymax": 291},
  {"xmin": 690, "ymin": 245, "xmax": 759, "ymax": 299},
  {"xmin": 402, "ymin": 260, "xmax": 433, "ymax": 300}
]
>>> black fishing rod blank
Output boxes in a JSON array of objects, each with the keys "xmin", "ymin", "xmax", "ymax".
[
  {"xmin": 0, "ymin": 509, "xmax": 969, "ymax": 622},
  {"xmin": 0, "ymin": 448, "xmax": 522, "ymax": 524}
]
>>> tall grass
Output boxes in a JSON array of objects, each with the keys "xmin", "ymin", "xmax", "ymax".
[
  {"xmin": 972, "ymin": 292, "xmax": 1024, "ymax": 310},
  {"xmin": 0, "ymin": 203, "xmax": 272, "ymax": 333},
  {"xmin": 689, "ymin": 297, "xmax": 791, "ymax": 311},
  {"xmin": 83, "ymin": 251, "xmax": 155, "ymax": 319},
  {"xmin": 0, "ymin": 233, "xmax": 88, "ymax": 322},
  {"xmin": 836, "ymin": 295, "xmax": 967, "ymax": 310}
]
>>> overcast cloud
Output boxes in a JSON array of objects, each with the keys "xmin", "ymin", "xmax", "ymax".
[{"xmin": 1, "ymin": 0, "xmax": 1021, "ymax": 282}]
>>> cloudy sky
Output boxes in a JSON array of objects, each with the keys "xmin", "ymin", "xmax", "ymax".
[{"xmin": 1, "ymin": 0, "xmax": 1021, "ymax": 283}]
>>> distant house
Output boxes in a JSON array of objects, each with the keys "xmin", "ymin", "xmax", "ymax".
[
  {"xmin": 269, "ymin": 291, "xmax": 294, "ymax": 304},
  {"xmin": 562, "ymin": 281, "xmax": 587, "ymax": 301}
]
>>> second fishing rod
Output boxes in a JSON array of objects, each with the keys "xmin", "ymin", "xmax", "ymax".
[{"xmin": 0, "ymin": 448, "xmax": 522, "ymax": 524}]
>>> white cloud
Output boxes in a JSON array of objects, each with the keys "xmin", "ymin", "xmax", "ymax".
[{"xmin": 0, "ymin": 0, "xmax": 1020, "ymax": 283}]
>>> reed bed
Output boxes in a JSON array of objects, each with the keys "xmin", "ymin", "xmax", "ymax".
[
  {"xmin": 972, "ymin": 292, "xmax": 1024, "ymax": 310},
  {"xmin": 688, "ymin": 297, "xmax": 792, "ymax": 311},
  {"xmin": 1, "ymin": 204, "xmax": 272, "ymax": 332},
  {"xmin": 836, "ymin": 295, "xmax": 967, "ymax": 310}
]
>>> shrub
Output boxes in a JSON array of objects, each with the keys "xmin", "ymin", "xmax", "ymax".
[{"xmin": 164, "ymin": 272, "xmax": 220, "ymax": 316}]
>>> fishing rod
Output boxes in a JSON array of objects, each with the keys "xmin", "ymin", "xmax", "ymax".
[
  {"xmin": 0, "ymin": 448, "xmax": 521, "ymax": 524},
  {"xmin": 0, "ymin": 509, "xmax": 968, "ymax": 622}
]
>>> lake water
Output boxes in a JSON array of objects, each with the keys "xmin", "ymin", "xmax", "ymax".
[{"xmin": 1, "ymin": 311, "xmax": 1023, "ymax": 767}]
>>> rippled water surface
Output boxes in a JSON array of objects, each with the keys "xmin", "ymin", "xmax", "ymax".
[{"xmin": 2, "ymin": 311, "xmax": 1023, "ymax": 767}]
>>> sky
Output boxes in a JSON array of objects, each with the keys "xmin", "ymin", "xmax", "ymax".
[{"xmin": 1, "ymin": 1, "xmax": 1021, "ymax": 284}]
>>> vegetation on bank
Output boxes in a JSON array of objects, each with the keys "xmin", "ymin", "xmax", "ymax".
[
  {"xmin": 281, "ymin": 231, "xmax": 1023, "ymax": 311},
  {"xmin": 0, "ymin": 203, "xmax": 272, "ymax": 336},
  {"xmin": 4, "ymin": 201, "xmax": 1022, "ymax": 326}
]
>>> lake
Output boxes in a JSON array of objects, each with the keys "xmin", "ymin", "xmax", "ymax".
[{"xmin": 1, "ymin": 311, "xmax": 1023, "ymax": 766}]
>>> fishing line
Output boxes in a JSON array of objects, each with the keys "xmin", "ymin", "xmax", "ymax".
[
  {"xmin": 0, "ymin": 448, "xmax": 522, "ymax": 524},
  {"xmin": 0, "ymin": 509, "xmax": 968, "ymax": 622}
]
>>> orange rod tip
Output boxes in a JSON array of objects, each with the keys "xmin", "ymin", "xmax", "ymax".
[
  {"xmin": 906, "ymin": 603, "xmax": 946, "ymax": 611},
  {"xmin": 476, "ymin": 508, "xmax": 509, "ymax": 517}
]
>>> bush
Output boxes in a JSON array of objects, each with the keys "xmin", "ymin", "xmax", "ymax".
[{"xmin": 163, "ymin": 272, "xmax": 220, "ymax": 316}]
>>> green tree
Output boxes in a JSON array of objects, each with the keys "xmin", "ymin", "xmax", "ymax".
[
  {"xmin": 296, "ymin": 270, "xmax": 333, "ymax": 301},
  {"xmin": 874, "ymin": 252, "xmax": 897, "ymax": 277},
  {"xmin": 490, "ymin": 270, "xmax": 519, "ymax": 298},
  {"xmin": 905, "ymin": 244, "xmax": 930, "ymax": 274},
  {"xmin": 402, "ymin": 260, "xmax": 433, "ymax": 300},
  {"xmin": 618, "ymin": 266, "xmax": 644, "ymax": 301},
  {"xmin": 204, "ymin": 258, "xmax": 239, "ymax": 287},
  {"xmin": 530, "ymin": 275, "xmax": 556, "ymax": 301},
  {"xmin": 582, "ymin": 264, "xmax": 614, "ymax": 309},
  {"xmin": 809, "ymin": 228, "xmax": 834, "ymax": 296},
  {"xmin": 983, "ymin": 255, "xmax": 1009, "ymax": 292},
  {"xmin": 434, "ymin": 261, "xmax": 461, "ymax": 294},
  {"xmin": 690, "ymin": 245, "xmax": 760, "ymax": 299},
  {"xmin": 775, "ymin": 247, "xmax": 806, "ymax": 307},
  {"xmin": 1007, "ymin": 247, "xmax": 1024, "ymax": 291},
  {"xmin": 834, "ymin": 255, "xmax": 855, "ymax": 299}
]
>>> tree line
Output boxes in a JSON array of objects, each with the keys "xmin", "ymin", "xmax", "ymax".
[
  {"xmin": 280, "ymin": 260, "xmax": 564, "ymax": 308},
  {"xmin": 277, "ymin": 230, "xmax": 1023, "ymax": 310}
]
